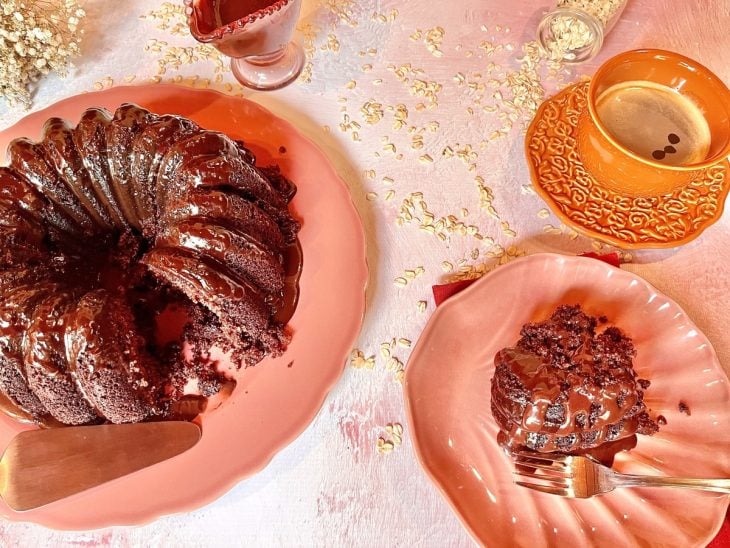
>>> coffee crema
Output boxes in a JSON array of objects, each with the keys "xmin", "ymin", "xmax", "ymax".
[{"xmin": 596, "ymin": 80, "xmax": 711, "ymax": 166}]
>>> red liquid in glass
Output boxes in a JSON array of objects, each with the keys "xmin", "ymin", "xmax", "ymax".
[{"xmin": 194, "ymin": 0, "xmax": 279, "ymax": 34}]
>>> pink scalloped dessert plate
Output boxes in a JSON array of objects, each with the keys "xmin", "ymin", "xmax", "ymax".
[
  {"xmin": 404, "ymin": 253, "xmax": 730, "ymax": 547},
  {"xmin": 0, "ymin": 85, "xmax": 367, "ymax": 529}
]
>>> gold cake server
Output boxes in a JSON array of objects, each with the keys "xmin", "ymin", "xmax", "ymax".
[{"xmin": 0, "ymin": 421, "xmax": 201, "ymax": 511}]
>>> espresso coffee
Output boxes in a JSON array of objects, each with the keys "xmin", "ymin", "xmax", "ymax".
[{"xmin": 596, "ymin": 81, "xmax": 711, "ymax": 166}]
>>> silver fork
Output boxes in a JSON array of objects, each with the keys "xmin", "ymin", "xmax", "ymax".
[{"xmin": 512, "ymin": 451, "xmax": 730, "ymax": 498}]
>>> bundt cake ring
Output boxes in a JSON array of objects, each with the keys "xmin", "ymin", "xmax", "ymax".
[{"xmin": 0, "ymin": 102, "xmax": 301, "ymax": 427}]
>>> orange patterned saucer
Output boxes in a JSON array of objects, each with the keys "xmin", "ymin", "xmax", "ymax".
[{"xmin": 525, "ymin": 82, "xmax": 730, "ymax": 249}]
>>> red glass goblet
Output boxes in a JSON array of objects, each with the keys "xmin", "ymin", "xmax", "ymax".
[{"xmin": 186, "ymin": 0, "xmax": 304, "ymax": 91}]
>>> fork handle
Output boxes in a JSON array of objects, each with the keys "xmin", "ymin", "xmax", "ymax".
[{"xmin": 613, "ymin": 474, "xmax": 730, "ymax": 493}]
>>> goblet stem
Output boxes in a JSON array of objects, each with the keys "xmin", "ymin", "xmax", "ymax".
[{"xmin": 230, "ymin": 42, "xmax": 305, "ymax": 91}]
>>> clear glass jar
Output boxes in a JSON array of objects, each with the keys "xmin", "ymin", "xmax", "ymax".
[{"xmin": 537, "ymin": 0, "xmax": 629, "ymax": 63}]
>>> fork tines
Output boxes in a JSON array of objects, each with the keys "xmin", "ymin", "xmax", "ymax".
[{"xmin": 511, "ymin": 451, "xmax": 573, "ymax": 496}]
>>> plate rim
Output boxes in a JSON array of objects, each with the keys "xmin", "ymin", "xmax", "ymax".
[
  {"xmin": 403, "ymin": 252, "xmax": 730, "ymax": 546},
  {"xmin": 0, "ymin": 84, "xmax": 369, "ymax": 529}
]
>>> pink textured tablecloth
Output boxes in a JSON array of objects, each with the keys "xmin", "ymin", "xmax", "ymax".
[{"xmin": 0, "ymin": 0, "xmax": 729, "ymax": 546}]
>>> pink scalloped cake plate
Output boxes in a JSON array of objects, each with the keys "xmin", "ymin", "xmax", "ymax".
[
  {"xmin": 404, "ymin": 253, "xmax": 730, "ymax": 547},
  {"xmin": 0, "ymin": 85, "xmax": 367, "ymax": 529}
]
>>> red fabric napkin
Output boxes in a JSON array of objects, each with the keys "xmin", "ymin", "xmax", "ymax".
[
  {"xmin": 709, "ymin": 523, "xmax": 730, "ymax": 547},
  {"xmin": 432, "ymin": 252, "xmax": 620, "ymax": 306},
  {"xmin": 431, "ymin": 252, "xmax": 730, "ymax": 545}
]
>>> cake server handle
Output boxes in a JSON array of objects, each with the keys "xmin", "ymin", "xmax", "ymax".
[{"xmin": 0, "ymin": 421, "xmax": 201, "ymax": 511}]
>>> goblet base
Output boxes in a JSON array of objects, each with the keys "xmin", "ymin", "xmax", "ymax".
[{"xmin": 231, "ymin": 42, "xmax": 305, "ymax": 91}]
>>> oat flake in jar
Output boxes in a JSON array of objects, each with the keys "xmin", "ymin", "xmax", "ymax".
[{"xmin": 536, "ymin": 0, "xmax": 629, "ymax": 63}]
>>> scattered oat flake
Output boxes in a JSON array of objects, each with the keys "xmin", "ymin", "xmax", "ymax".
[
  {"xmin": 380, "ymin": 345, "xmax": 391, "ymax": 359},
  {"xmin": 521, "ymin": 184, "xmax": 536, "ymax": 195},
  {"xmin": 386, "ymin": 356, "xmax": 403, "ymax": 370},
  {"xmin": 376, "ymin": 438, "xmax": 395, "ymax": 454},
  {"xmin": 350, "ymin": 349, "xmax": 375, "ymax": 369},
  {"xmin": 361, "ymin": 100, "xmax": 384, "ymax": 124},
  {"xmin": 417, "ymin": 300, "xmax": 427, "ymax": 313}
]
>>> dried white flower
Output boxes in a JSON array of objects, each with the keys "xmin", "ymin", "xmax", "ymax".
[{"xmin": 0, "ymin": 0, "xmax": 85, "ymax": 109}]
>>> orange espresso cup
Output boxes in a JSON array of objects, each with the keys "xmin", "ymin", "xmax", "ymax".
[{"xmin": 577, "ymin": 49, "xmax": 730, "ymax": 196}]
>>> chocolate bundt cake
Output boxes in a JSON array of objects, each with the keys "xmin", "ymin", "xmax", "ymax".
[
  {"xmin": 0, "ymin": 103, "xmax": 300, "ymax": 426},
  {"xmin": 491, "ymin": 305, "xmax": 658, "ymax": 453}
]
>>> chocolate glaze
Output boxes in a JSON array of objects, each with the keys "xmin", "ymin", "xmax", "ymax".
[
  {"xmin": 180, "ymin": 155, "xmax": 287, "ymax": 210},
  {"xmin": 0, "ymin": 390, "xmax": 38, "ymax": 425},
  {"xmin": 142, "ymin": 247, "xmax": 270, "ymax": 339},
  {"xmin": 72, "ymin": 107, "xmax": 128, "ymax": 229},
  {"xmin": 164, "ymin": 189, "xmax": 286, "ymax": 254},
  {"xmin": 0, "ymin": 266, "xmax": 49, "ymax": 298},
  {"xmin": 6, "ymin": 138, "xmax": 96, "ymax": 234},
  {"xmin": 0, "ymin": 206, "xmax": 46, "ymax": 267},
  {"xmin": 491, "ymin": 305, "xmax": 658, "ymax": 453},
  {"xmin": 41, "ymin": 117, "xmax": 114, "ymax": 230},
  {"xmin": 155, "ymin": 131, "xmax": 239, "ymax": 216},
  {"xmin": 23, "ymin": 291, "xmax": 101, "ymax": 425},
  {"xmin": 129, "ymin": 115, "xmax": 200, "ymax": 231},
  {"xmin": 275, "ymin": 240, "xmax": 302, "ymax": 324},
  {"xmin": 106, "ymin": 104, "xmax": 157, "ymax": 230},
  {"xmin": 157, "ymin": 132, "xmax": 298, "ymax": 241},
  {"xmin": 65, "ymin": 290, "xmax": 158, "ymax": 424},
  {"xmin": 0, "ymin": 103, "xmax": 301, "ymax": 427},
  {"xmin": 179, "ymin": 155, "xmax": 290, "ymax": 217},
  {"xmin": 0, "ymin": 169, "xmax": 85, "ymax": 254},
  {"xmin": 0, "ymin": 283, "xmax": 61, "ymax": 419},
  {"xmin": 158, "ymin": 217, "xmax": 285, "ymax": 294}
]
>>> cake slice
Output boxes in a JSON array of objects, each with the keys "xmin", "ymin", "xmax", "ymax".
[
  {"xmin": 106, "ymin": 104, "xmax": 157, "ymax": 231},
  {"xmin": 65, "ymin": 289, "xmax": 161, "ymax": 424},
  {"xmin": 0, "ymin": 168, "xmax": 90, "ymax": 252},
  {"xmin": 41, "ymin": 117, "xmax": 114, "ymax": 230},
  {"xmin": 72, "ymin": 107, "xmax": 128, "ymax": 229},
  {"xmin": 0, "ymin": 282, "xmax": 60, "ymax": 420},
  {"xmin": 23, "ymin": 291, "xmax": 101, "ymax": 425},
  {"xmin": 157, "ymin": 218, "xmax": 285, "ymax": 295},
  {"xmin": 141, "ymin": 247, "xmax": 271, "ymax": 340},
  {"xmin": 6, "ymin": 138, "xmax": 96, "ymax": 234},
  {"xmin": 491, "ymin": 304, "xmax": 658, "ymax": 453},
  {"xmin": 162, "ymin": 189, "xmax": 286, "ymax": 256},
  {"xmin": 129, "ymin": 114, "xmax": 199, "ymax": 232}
]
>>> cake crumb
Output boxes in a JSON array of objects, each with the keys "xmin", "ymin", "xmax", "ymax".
[{"xmin": 678, "ymin": 401, "xmax": 691, "ymax": 416}]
